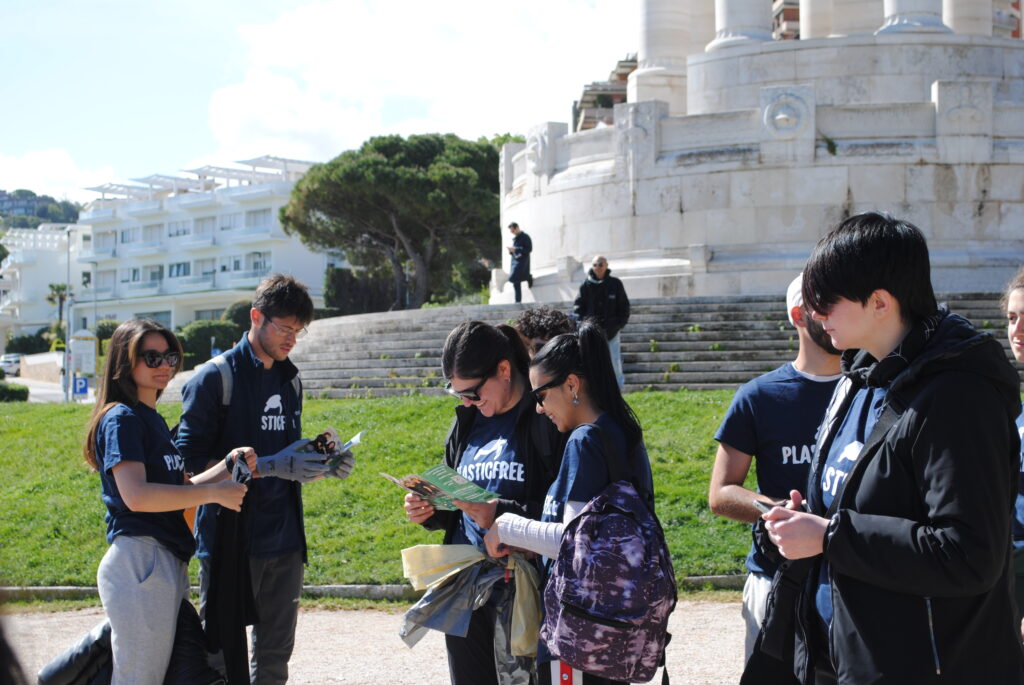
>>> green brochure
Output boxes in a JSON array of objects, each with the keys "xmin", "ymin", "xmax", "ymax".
[{"xmin": 381, "ymin": 463, "xmax": 500, "ymax": 511}]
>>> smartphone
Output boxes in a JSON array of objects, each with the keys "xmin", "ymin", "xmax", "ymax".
[{"xmin": 752, "ymin": 499, "xmax": 774, "ymax": 514}]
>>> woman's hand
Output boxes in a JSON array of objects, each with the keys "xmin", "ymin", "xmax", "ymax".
[
  {"xmin": 229, "ymin": 447, "xmax": 258, "ymax": 477},
  {"xmin": 484, "ymin": 526, "xmax": 510, "ymax": 558},
  {"xmin": 763, "ymin": 490, "xmax": 829, "ymax": 559},
  {"xmin": 210, "ymin": 479, "xmax": 247, "ymax": 512},
  {"xmin": 404, "ymin": 493, "xmax": 435, "ymax": 524},
  {"xmin": 453, "ymin": 500, "xmax": 498, "ymax": 529}
]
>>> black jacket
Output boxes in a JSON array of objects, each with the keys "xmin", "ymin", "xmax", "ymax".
[
  {"xmin": 755, "ymin": 309, "xmax": 1024, "ymax": 684},
  {"xmin": 422, "ymin": 389, "xmax": 564, "ymax": 543},
  {"xmin": 509, "ymin": 232, "xmax": 532, "ymax": 283},
  {"xmin": 573, "ymin": 269, "xmax": 630, "ymax": 340}
]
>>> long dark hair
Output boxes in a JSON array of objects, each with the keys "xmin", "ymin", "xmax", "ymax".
[
  {"xmin": 531, "ymin": 320, "xmax": 641, "ymax": 449},
  {"xmin": 441, "ymin": 320, "xmax": 530, "ymax": 382},
  {"xmin": 83, "ymin": 318, "xmax": 183, "ymax": 470}
]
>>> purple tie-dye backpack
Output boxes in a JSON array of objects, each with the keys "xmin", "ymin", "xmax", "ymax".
[{"xmin": 540, "ymin": 431, "xmax": 677, "ymax": 683}]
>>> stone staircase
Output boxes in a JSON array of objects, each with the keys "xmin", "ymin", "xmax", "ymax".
[{"xmin": 288, "ymin": 293, "xmax": 1015, "ymax": 399}]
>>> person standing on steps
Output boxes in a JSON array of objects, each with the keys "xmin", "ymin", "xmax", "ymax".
[
  {"xmin": 573, "ymin": 255, "xmax": 630, "ymax": 389},
  {"xmin": 507, "ymin": 222, "xmax": 532, "ymax": 303}
]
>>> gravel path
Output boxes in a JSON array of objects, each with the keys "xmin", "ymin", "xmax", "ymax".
[{"xmin": 6, "ymin": 600, "xmax": 744, "ymax": 684}]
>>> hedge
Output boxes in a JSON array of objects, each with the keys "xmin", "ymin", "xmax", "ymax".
[{"xmin": 0, "ymin": 381, "xmax": 29, "ymax": 402}]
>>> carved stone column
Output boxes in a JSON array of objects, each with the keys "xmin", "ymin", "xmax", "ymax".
[
  {"xmin": 943, "ymin": 0, "xmax": 993, "ymax": 35},
  {"xmin": 627, "ymin": 0, "xmax": 689, "ymax": 114},
  {"xmin": 877, "ymin": 0, "xmax": 952, "ymax": 32},
  {"xmin": 801, "ymin": 0, "xmax": 834, "ymax": 38},
  {"xmin": 706, "ymin": 0, "xmax": 773, "ymax": 51},
  {"xmin": 832, "ymin": 0, "xmax": 883, "ymax": 35}
]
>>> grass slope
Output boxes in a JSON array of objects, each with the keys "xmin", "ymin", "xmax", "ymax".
[{"xmin": 0, "ymin": 391, "xmax": 753, "ymax": 586}]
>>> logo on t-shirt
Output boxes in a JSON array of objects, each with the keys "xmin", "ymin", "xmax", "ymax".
[
  {"xmin": 163, "ymin": 453, "xmax": 184, "ymax": 472},
  {"xmin": 261, "ymin": 393, "xmax": 287, "ymax": 431},
  {"xmin": 821, "ymin": 440, "xmax": 862, "ymax": 498},
  {"xmin": 782, "ymin": 443, "xmax": 816, "ymax": 465}
]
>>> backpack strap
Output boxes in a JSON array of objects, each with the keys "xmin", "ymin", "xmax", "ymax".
[{"xmin": 209, "ymin": 354, "xmax": 233, "ymax": 406}]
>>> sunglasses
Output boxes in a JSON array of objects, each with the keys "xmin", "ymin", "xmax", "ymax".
[
  {"xmin": 531, "ymin": 375, "xmax": 567, "ymax": 406},
  {"xmin": 444, "ymin": 365, "xmax": 497, "ymax": 402},
  {"xmin": 140, "ymin": 349, "xmax": 181, "ymax": 369}
]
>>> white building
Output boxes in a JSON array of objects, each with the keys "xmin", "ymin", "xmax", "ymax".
[
  {"xmin": 0, "ymin": 224, "xmax": 81, "ymax": 345},
  {"xmin": 495, "ymin": 0, "xmax": 1024, "ymax": 303},
  {"xmin": 71, "ymin": 155, "xmax": 335, "ymax": 332}
]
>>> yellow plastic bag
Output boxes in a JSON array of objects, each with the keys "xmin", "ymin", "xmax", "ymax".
[{"xmin": 401, "ymin": 544, "xmax": 485, "ymax": 591}]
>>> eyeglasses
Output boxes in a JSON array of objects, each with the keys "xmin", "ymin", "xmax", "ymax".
[
  {"xmin": 140, "ymin": 350, "xmax": 181, "ymax": 369},
  {"xmin": 531, "ymin": 375, "xmax": 567, "ymax": 406},
  {"xmin": 264, "ymin": 317, "xmax": 308, "ymax": 340},
  {"xmin": 445, "ymin": 365, "xmax": 497, "ymax": 402}
]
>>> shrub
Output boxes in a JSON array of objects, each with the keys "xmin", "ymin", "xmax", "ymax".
[
  {"xmin": 93, "ymin": 318, "xmax": 121, "ymax": 341},
  {"xmin": 0, "ymin": 381, "xmax": 29, "ymax": 402},
  {"xmin": 0, "ymin": 367, "xmax": 5, "ymax": 380},
  {"xmin": 177, "ymin": 320, "xmax": 241, "ymax": 363},
  {"xmin": 221, "ymin": 300, "xmax": 252, "ymax": 330},
  {"xmin": 5, "ymin": 329, "xmax": 49, "ymax": 354}
]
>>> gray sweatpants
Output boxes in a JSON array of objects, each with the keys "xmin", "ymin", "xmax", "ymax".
[
  {"xmin": 199, "ymin": 550, "xmax": 304, "ymax": 685},
  {"xmin": 97, "ymin": 535, "xmax": 188, "ymax": 685}
]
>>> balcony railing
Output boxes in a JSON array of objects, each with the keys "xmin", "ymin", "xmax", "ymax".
[
  {"xmin": 77, "ymin": 245, "xmax": 117, "ymax": 262},
  {"xmin": 171, "ymin": 274, "xmax": 215, "ymax": 292},
  {"xmin": 120, "ymin": 240, "xmax": 163, "ymax": 256},
  {"xmin": 125, "ymin": 280, "xmax": 163, "ymax": 294}
]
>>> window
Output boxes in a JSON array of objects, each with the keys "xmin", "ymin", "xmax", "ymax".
[
  {"xmin": 246, "ymin": 208, "xmax": 271, "ymax": 229},
  {"xmin": 168, "ymin": 262, "xmax": 191, "ymax": 278},
  {"xmin": 134, "ymin": 311, "xmax": 172, "ymax": 328},
  {"xmin": 97, "ymin": 270, "xmax": 116, "ymax": 289},
  {"xmin": 219, "ymin": 255, "xmax": 243, "ymax": 272},
  {"xmin": 120, "ymin": 227, "xmax": 140, "ymax": 244},
  {"xmin": 194, "ymin": 308, "xmax": 225, "ymax": 320},
  {"xmin": 143, "ymin": 265, "xmax": 163, "ymax": 282},
  {"xmin": 120, "ymin": 267, "xmax": 140, "ymax": 283},
  {"xmin": 196, "ymin": 258, "xmax": 216, "ymax": 276},
  {"xmin": 167, "ymin": 220, "xmax": 190, "ymax": 237},
  {"xmin": 95, "ymin": 232, "xmax": 116, "ymax": 250},
  {"xmin": 194, "ymin": 216, "xmax": 216, "ymax": 235},
  {"xmin": 247, "ymin": 251, "xmax": 270, "ymax": 272},
  {"xmin": 143, "ymin": 224, "xmax": 163, "ymax": 242},
  {"xmin": 220, "ymin": 213, "xmax": 242, "ymax": 231}
]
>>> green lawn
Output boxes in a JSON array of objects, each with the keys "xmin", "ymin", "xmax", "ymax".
[{"xmin": 0, "ymin": 391, "xmax": 753, "ymax": 586}]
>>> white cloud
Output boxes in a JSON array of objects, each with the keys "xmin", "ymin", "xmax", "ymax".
[
  {"xmin": 206, "ymin": 0, "xmax": 638, "ymax": 162},
  {"xmin": 0, "ymin": 150, "xmax": 115, "ymax": 204}
]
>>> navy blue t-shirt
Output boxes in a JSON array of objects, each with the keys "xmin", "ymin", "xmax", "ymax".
[
  {"xmin": 452, "ymin": 407, "xmax": 526, "ymax": 549},
  {"xmin": 1014, "ymin": 406, "xmax": 1024, "ymax": 549},
  {"xmin": 97, "ymin": 403, "xmax": 196, "ymax": 562},
  {"xmin": 815, "ymin": 384, "xmax": 887, "ymax": 627},
  {"xmin": 249, "ymin": 361, "xmax": 303, "ymax": 558},
  {"xmin": 714, "ymin": 363, "xmax": 840, "ymax": 576}
]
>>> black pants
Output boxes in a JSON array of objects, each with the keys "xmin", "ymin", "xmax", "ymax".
[
  {"xmin": 512, "ymin": 280, "xmax": 523, "ymax": 303},
  {"xmin": 445, "ymin": 603, "xmax": 500, "ymax": 685}
]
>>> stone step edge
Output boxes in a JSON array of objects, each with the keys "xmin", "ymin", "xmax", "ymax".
[{"xmin": 0, "ymin": 575, "xmax": 744, "ymax": 602}]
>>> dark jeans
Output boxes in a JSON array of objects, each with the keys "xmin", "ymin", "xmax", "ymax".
[
  {"xmin": 512, "ymin": 280, "xmax": 523, "ymax": 303},
  {"xmin": 1014, "ymin": 546, "xmax": 1024, "ymax": 620},
  {"xmin": 199, "ymin": 551, "xmax": 304, "ymax": 685}
]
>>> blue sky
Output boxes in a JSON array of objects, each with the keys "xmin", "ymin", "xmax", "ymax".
[{"xmin": 0, "ymin": 0, "xmax": 636, "ymax": 202}]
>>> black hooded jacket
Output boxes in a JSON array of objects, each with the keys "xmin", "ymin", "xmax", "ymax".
[
  {"xmin": 751, "ymin": 309, "xmax": 1024, "ymax": 684},
  {"xmin": 572, "ymin": 268, "xmax": 630, "ymax": 340}
]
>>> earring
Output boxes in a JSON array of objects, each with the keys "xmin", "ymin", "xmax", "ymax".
[{"xmin": 572, "ymin": 393, "xmax": 580, "ymax": 406}]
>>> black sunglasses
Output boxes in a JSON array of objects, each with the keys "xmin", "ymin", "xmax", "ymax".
[
  {"xmin": 445, "ymin": 365, "xmax": 498, "ymax": 402},
  {"xmin": 531, "ymin": 375, "xmax": 567, "ymax": 406},
  {"xmin": 140, "ymin": 350, "xmax": 181, "ymax": 369}
]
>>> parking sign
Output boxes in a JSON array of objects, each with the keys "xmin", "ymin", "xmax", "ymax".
[{"xmin": 73, "ymin": 376, "xmax": 89, "ymax": 398}]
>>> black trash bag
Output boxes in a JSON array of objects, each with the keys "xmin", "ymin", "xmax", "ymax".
[
  {"xmin": 38, "ymin": 600, "xmax": 224, "ymax": 685},
  {"xmin": 163, "ymin": 599, "xmax": 224, "ymax": 685},
  {"xmin": 37, "ymin": 620, "xmax": 112, "ymax": 685}
]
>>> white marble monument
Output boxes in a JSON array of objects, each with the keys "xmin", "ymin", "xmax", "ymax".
[{"xmin": 494, "ymin": 0, "xmax": 1024, "ymax": 303}]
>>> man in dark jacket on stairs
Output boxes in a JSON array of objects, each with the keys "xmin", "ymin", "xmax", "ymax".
[
  {"xmin": 755, "ymin": 213, "xmax": 1024, "ymax": 684},
  {"xmin": 573, "ymin": 255, "xmax": 630, "ymax": 388}
]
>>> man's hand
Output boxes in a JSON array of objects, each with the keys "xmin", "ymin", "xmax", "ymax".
[
  {"xmin": 763, "ymin": 490, "xmax": 829, "ymax": 559},
  {"xmin": 453, "ymin": 500, "xmax": 498, "ymax": 530},
  {"xmin": 325, "ymin": 450, "xmax": 355, "ymax": 480},
  {"xmin": 404, "ymin": 493, "xmax": 435, "ymax": 524},
  {"xmin": 256, "ymin": 439, "xmax": 330, "ymax": 482},
  {"xmin": 227, "ymin": 447, "xmax": 258, "ymax": 477}
]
